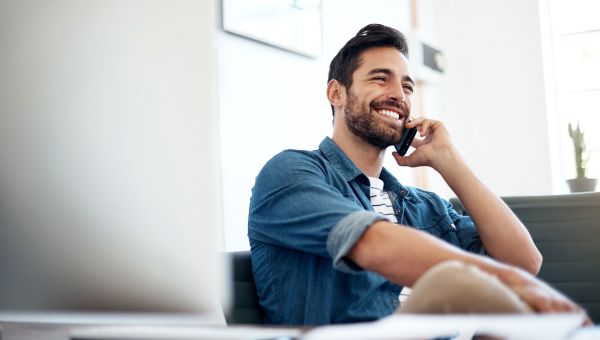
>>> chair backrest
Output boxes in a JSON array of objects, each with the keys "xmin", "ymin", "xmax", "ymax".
[
  {"xmin": 225, "ymin": 251, "xmax": 265, "ymax": 325},
  {"xmin": 450, "ymin": 192, "xmax": 600, "ymax": 321}
]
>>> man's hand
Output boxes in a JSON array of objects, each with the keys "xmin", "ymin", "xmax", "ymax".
[
  {"xmin": 497, "ymin": 265, "xmax": 593, "ymax": 325},
  {"xmin": 499, "ymin": 266, "xmax": 582, "ymax": 313},
  {"xmin": 392, "ymin": 118, "xmax": 458, "ymax": 171}
]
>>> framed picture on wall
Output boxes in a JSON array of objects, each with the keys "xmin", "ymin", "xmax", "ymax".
[{"xmin": 221, "ymin": 0, "xmax": 323, "ymax": 58}]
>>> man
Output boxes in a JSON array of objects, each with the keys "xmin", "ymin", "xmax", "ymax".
[{"xmin": 248, "ymin": 24, "xmax": 585, "ymax": 325}]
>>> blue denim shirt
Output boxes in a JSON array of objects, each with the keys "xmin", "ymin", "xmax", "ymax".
[{"xmin": 248, "ymin": 137, "xmax": 483, "ymax": 325}]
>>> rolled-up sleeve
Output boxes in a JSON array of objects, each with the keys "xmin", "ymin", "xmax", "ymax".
[
  {"xmin": 249, "ymin": 150, "xmax": 382, "ymax": 269},
  {"xmin": 326, "ymin": 210, "xmax": 388, "ymax": 273}
]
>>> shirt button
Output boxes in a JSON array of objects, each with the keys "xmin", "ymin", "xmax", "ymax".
[
  {"xmin": 394, "ymin": 209, "xmax": 401, "ymax": 214},
  {"xmin": 400, "ymin": 190, "xmax": 408, "ymax": 197}
]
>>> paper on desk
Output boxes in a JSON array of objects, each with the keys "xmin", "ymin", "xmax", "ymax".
[{"xmin": 304, "ymin": 313, "xmax": 586, "ymax": 340}]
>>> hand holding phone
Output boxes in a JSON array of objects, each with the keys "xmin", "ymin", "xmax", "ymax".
[{"xmin": 394, "ymin": 121, "xmax": 417, "ymax": 156}]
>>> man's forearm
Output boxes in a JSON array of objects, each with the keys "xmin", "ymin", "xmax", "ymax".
[
  {"xmin": 348, "ymin": 220, "xmax": 514, "ymax": 286},
  {"xmin": 432, "ymin": 147, "xmax": 542, "ymax": 274}
]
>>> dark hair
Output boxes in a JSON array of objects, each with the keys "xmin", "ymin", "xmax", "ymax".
[{"xmin": 328, "ymin": 24, "xmax": 409, "ymax": 116}]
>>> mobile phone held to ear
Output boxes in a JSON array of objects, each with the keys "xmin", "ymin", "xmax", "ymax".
[{"xmin": 394, "ymin": 124, "xmax": 417, "ymax": 156}]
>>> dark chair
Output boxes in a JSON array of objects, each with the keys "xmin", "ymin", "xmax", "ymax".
[
  {"xmin": 225, "ymin": 251, "xmax": 265, "ymax": 325},
  {"xmin": 450, "ymin": 192, "xmax": 600, "ymax": 321}
]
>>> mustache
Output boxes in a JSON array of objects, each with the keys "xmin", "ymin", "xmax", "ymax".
[{"xmin": 370, "ymin": 99, "xmax": 403, "ymax": 111}]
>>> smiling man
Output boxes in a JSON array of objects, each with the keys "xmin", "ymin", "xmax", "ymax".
[{"xmin": 248, "ymin": 24, "xmax": 586, "ymax": 325}]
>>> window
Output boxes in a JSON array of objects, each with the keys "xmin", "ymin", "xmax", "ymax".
[{"xmin": 547, "ymin": 0, "xmax": 600, "ymax": 183}]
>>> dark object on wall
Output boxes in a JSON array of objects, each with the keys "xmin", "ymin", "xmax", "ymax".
[
  {"xmin": 422, "ymin": 42, "xmax": 444, "ymax": 73},
  {"xmin": 450, "ymin": 192, "xmax": 600, "ymax": 322}
]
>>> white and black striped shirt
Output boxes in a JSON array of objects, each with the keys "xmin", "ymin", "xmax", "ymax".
[
  {"xmin": 368, "ymin": 176, "xmax": 412, "ymax": 303},
  {"xmin": 368, "ymin": 176, "xmax": 398, "ymax": 223}
]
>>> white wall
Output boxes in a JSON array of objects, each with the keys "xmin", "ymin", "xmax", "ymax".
[
  {"xmin": 218, "ymin": 0, "xmax": 415, "ymax": 251},
  {"xmin": 426, "ymin": 0, "xmax": 553, "ymax": 198}
]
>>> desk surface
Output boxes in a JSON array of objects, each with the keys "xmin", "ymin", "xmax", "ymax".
[{"xmin": 1, "ymin": 313, "xmax": 598, "ymax": 340}]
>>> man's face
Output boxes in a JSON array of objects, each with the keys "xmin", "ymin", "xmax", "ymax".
[{"xmin": 343, "ymin": 47, "xmax": 414, "ymax": 149}]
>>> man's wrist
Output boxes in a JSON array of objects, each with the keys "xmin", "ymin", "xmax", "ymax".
[{"xmin": 430, "ymin": 145, "xmax": 466, "ymax": 176}]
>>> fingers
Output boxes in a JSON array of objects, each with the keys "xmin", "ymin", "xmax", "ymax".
[
  {"xmin": 392, "ymin": 151, "xmax": 414, "ymax": 167},
  {"xmin": 392, "ymin": 150, "xmax": 426, "ymax": 168},
  {"xmin": 512, "ymin": 284, "xmax": 585, "ymax": 314},
  {"xmin": 395, "ymin": 117, "xmax": 453, "ymax": 169},
  {"xmin": 410, "ymin": 138, "xmax": 427, "ymax": 148},
  {"xmin": 405, "ymin": 117, "xmax": 439, "ymax": 138},
  {"xmin": 537, "ymin": 282, "xmax": 584, "ymax": 313}
]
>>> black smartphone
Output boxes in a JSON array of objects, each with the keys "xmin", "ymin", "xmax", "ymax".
[{"xmin": 394, "ymin": 124, "xmax": 417, "ymax": 156}]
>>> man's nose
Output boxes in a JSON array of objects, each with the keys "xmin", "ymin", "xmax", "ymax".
[{"xmin": 388, "ymin": 87, "xmax": 406, "ymax": 103}]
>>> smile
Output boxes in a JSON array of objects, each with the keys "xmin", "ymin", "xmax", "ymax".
[{"xmin": 376, "ymin": 109, "xmax": 400, "ymax": 120}]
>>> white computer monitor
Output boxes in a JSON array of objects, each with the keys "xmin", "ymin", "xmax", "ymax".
[{"xmin": 0, "ymin": 0, "xmax": 227, "ymax": 325}]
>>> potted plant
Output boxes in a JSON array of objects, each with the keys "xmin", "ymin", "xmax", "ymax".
[{"xmin": 567, "ymin": 122, "xmax": 597, "ymax": 192}]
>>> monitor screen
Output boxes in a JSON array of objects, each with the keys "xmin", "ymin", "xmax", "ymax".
[{"xmin": 0, "ymin": 0, "xmax": 227, "ymax": 325}]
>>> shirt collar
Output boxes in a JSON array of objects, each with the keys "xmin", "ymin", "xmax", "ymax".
[
  {"xmin": 380, "ymin": 167, "xmax": 408, "ymax": 196},
  {"xmin": 319, "ymin": 137, "xmax": 366, "ymax": 182},
  {"xmin": 318, "ymin": 137, "xmax": 409, "ymax": 195},
  {"xmin": 319, "ymin": 137, "xmax": 364, "ymax": 182}
]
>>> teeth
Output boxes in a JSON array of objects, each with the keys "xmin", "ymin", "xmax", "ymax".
[{"xmin": 377, "ymin": 109, "xmax": 399, "ymax": 119}]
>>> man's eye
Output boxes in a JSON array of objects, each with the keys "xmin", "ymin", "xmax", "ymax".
[
  {"xmin": 372, "ymin": 77, "xmax": 386, "ymax": 81},
  {"xmin": 404, "ymin": 85, "xmax": 414, "ymax": 93}
]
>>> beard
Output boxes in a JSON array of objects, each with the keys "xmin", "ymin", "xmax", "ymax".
[{"xmin": 344, "ymin": 91, "xmax": 403, "ymax": 149}]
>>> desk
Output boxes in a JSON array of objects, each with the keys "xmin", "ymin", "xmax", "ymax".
[
  {"xmin": 1, "ymin": 313, "xmax": 597, "ymax": 340},
  {"xmin": 304, "ymin": 314, "xmax": 591, "ymax": 340}
]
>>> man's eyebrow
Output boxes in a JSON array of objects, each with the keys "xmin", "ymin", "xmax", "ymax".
[
  {"xmin": 367, "ymin": 68, "xmax": 415, "ymax": 85},
  {"xmin": 367, "ymin": 68, "xmax": 393, "ymax": 76}
]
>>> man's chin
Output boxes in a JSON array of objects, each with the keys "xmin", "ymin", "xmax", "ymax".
[
  {"xmin": 371, "ymin": 134, "xmax": 402, "ymax": 149},
  {"xmin": 363, "ymin": 137, "xmax": 399, "ymax": 150}
]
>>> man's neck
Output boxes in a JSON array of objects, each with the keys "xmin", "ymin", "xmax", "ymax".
[{"xmin": 332, "ymin": 131, "xmax": 386, "ymax": 178}]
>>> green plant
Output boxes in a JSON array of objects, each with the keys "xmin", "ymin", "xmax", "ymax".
[{"xmin": 568, "ymin": 122, "xmax": 589, "ymax": 178}]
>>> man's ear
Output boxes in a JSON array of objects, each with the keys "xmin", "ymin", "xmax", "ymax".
[{"xmin": 327, "ymin": 79, "xmax": 346, "ymax": 108}]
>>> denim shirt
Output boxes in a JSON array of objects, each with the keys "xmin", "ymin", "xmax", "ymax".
[{"xmin": 248, "ymin": 137, "xmax": 483, "ymax": 325}]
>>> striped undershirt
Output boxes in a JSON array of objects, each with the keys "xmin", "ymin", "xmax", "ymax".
[
  {"xmin": 368, "ymin": 176, "xmax": 411, "ymax": 304},
  {"xmin": 368, "ymin": 176, "xmax": 397, "ymax": 223}
]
